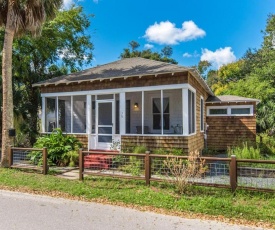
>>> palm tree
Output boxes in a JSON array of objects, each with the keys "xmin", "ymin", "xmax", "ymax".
[{"xmin": 0, "ymin": 0, "xmax": 63, "ymax": 166}]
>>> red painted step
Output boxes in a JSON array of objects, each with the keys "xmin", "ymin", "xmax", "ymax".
[{"xmin": 84, "ymin": 149, "xmax": 119, "ymax": 169}]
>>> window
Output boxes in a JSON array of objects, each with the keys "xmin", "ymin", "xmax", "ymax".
[
  {"xmin": 200, "ymin": 97, "xmax": 204, "ymax": 131},
  {"xmin": 152, "ymin": 98, "xmax": 169, "ymax": 130},
  {"xmin": 209, "ymin": 108, "xmax": 227, "ymax": 115},
  {"xmin": 207, "ymin": 105, "xmax": 253, "ymax": 116},
  {"xmin": 188, "ymin": 90, "xmax": 195, "ymax": 134},
  {"xmin": 231, "ymin": 108, "xmax": 251, "ymax": 115}
]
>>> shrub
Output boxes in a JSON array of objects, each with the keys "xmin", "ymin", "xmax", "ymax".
[
  {"xmin": 257, "ymin": 134, "xmax": 275, "ymax": 156},
  {"xmin": 164, "ymin": 151, "xmax": 207, "ymax": 194},
  {"xmin": 133, "ymin": 145, "xmax": 147, "ymax": 153},
  {"xmin": 227, "ymin": 142, "xmax": 261, "ymax": 159},
  {"xmin": 29, "ymin": 128, "xmax": 82, "ymax": 166}
]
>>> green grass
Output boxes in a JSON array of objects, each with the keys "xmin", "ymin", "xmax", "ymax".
[{"xmin": 0, "ymin": 168, "xmax": 274, "ymax": 227}]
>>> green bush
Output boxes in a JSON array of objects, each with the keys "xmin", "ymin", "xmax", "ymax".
[
  {"xmin": 133, "ymin": 145, "xmax": 147, "ymax": 153},
  {"xmin": 29, "ymin": 128, "xmax": 82, "ymax": 166},
  {"xmin": 257, "ymin": 134, "xmax": 275, "ymax": 156},
  {"xmin": 227, "ymin": 142, "xmax": 261, "ymax": 159}
]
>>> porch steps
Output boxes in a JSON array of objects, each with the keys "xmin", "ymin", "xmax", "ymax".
[{"xmin": 84, "ymin": 150, "xmax": 119, "ymax": 170}]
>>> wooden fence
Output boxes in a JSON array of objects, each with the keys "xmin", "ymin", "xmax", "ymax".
[
  {"xmin": 8, "ymin": 146, "xmax": 48, "ymax": 175},
  {"xmin": 79, "ymin": 149, "xmax": 275, "ymax": 192}
]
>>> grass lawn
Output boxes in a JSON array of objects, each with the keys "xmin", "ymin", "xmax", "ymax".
[{"xmin": 0, "ymin": 168, "xmax": 274, "ymax": 229}]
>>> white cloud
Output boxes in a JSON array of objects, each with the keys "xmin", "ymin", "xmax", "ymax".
[
  {"xmin": 144, "ymin": 20, "xmax": 206, "ymax": 45},
  {"xmin": 183, "ymin": 51, "xmax": 200, "ymax": 58},
  {"xmin": 62, "ymin": 0, "xmax": 86, "ymax": 9},
  {"xmin": 183, "ymin": 52, "xmax": 192, "ymax": 58},
  {"xmin": 144, "ymin": 44, "xmax": 154, "ymax": 49},
  {"xmin": 63, "ymin": 0, "xmax": 74, "ymax": 9},
  {"xmin": 201, "ymin": 47, "xmax": 236, "ymax": 69}
]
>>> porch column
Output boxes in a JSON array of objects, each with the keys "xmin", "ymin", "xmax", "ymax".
[
  {"xmin": 182, "ymin": 88, "xmax": 189, "ymax": 135},
  {"xmin": 86, "ymin": 95, "xmax": 92, "ymax": 134},
  {"xmin": 42, "ymin": 97, "xmax": 46, "ymax": 133},
  {"xmin": 119, "ymin": 92, "xmax": 126, "ymax": 134},
  {"xmin": 86, "ymin": 95, "xmax": 92, "ymax": 150}
]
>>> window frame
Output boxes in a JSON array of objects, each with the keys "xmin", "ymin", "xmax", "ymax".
[
  {"xmin": 207, "ymin": 105, "xmax": 253, "ymax": 117},
  {"xmin": 200, "ymin": 96, "xmax": 204, "ymax": 132},
  {"xmin": 188, "ymin": 90, "xmax": 196, "ymax": 134}
]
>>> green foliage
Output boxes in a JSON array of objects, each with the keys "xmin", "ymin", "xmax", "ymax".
[
  {"xmin": 120, "ymin": 41, "xmax": 178, "ymax": 64},
  {"xmin": 257, "ymin": 133, "xmax": 275, "ymax": 156},
  {"xmin": 205, "ymin": 14, "xmax": 275, "ymax": 133},
  {"xmin": 61, "ymin": 150, "xmax": 79, "ymax": 167},
  {"xmin": 133, "ymin": 145, "xmax": 147, "ymax": 154},
  {"xmin": 152, "ymin": 148, "xmax": 184, "ymax": 156},
  {"xmin": 0, "ymin": 7, "xmax": 94, "ymax": 145},
  {"xmin": 30, "ymin": 128, "xmax": 82, "ymax": 166},
  {"xmin": 228, "ymin": 142, "xmax": 261, "ymax": 159}
]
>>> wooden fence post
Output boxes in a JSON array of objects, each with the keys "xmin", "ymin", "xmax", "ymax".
[
  {"xmin": 145, "ymin": 151, "xmax": 151, "ymax": 186},
  {"xmin": 8, "ymin": 145, "xmax": 13, "ymax": 167},
  {"xmin": 42, "ymin": 147, "xmax": 48, "ymax": 175},
  {"xmin": 230, "ymin": 155, "xmax": 237, "ymax": 192},
  {"xmin": 79, "ymin": 149, "xmax": 84, "ymax": 181}
]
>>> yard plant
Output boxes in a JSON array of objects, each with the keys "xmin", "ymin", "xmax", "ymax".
[{"xmin": 29, "ymin": 129, "xmax": 82, "ymax": 166}]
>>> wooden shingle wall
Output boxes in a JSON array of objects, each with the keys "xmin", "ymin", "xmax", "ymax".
[
  {"xmin": 206, "ymin": 102, "xmax": 257, "ymax": 150},
  {"xmin": 121, "ymin": 135, "xmax": 190, "ymax": 153}
]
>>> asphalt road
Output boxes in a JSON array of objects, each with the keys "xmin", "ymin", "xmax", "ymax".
[{"xmin": 0, "ymin": 190, "xmax": 266, "ymax": 230}]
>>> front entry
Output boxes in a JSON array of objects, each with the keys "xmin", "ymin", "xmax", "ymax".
[{"xmin": 96, "ymin": 100, "xmax": 114, "ymax": 150}]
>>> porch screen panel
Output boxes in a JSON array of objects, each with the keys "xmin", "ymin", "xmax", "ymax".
[
  {"xmin": 126, "ymin": 92, "xmax": 141, "ymax": 134},
  {"xmin": 165, "ymin": 89, "xmax": 182, "ymax": 135},
  {"xmin": 73, "ymin": 95, "xmax": 86, "ymax": 133},
  {"xmin": 58, "ymin": 96, "xmax": 71, "ymax": 133},
  {"xmin": 145, "ymin": 90, "xmax": 160, "ymax": 134},
  {"xmin": 91, "ymin": 96, "xmax": 96, "ymax": 134},
  {"xmin": 45, "ymin": 97, "xmax": 57, "ymax": 132},
  {"xmin": 188, "ymin": 90, "xmax": 195, "ymax": 134}
]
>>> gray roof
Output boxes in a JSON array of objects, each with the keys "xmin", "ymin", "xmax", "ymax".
[
  {"xmin": 33, "ymin": 57, "xmax": 214, "ymax": 95},
  {"xmin": 206, "ymin": 95, "xmax": 260, "ymax": 104}
]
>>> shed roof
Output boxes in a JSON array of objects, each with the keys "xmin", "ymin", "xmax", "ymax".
[
  {"xmin": 33, "ymin": 57, "xmax": 214, "ymax": 96},
  {"xmin": 206, "ymin": 95, "xmax": 260, "ymax": 104}
]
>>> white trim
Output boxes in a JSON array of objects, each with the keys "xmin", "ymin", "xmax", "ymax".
[
  {"xmin": 56, "ymin": 96, "xmax": 59, "ymax": 128},
  {"xmin": 142, "ymin": 91, "xmax": 144, "ymax": 134},
  {"xmin": 182, "ymin": 89, "xmax": 189, "ymax": 135},
  {"xmin": 41, "ymin": 83, "xmax": 196, "ymax": 97},
  {"xmin": 86, "ymin": 95, "xmax": 91, "ymax": 134},
  {"xmin": 200, "ymin": 96, "xmax": 204, "ymax": 132},
  {"xmin": 161, "ymin": 90, "xmax": 163, "ymax": 135},
  {"xmin": 70, "ymin": 96, "xmax": 73, "ymax": 133},
  {"xmin": 207, "ymin": 105, "xmax": 253, "ymax": 116},
  {"xmin": 42, "ymin": 97, "xmax": 46, "ymax": 133},
  {"xmin": 119, "ymin": 92, "xmax": 126, "ymax": 135}
]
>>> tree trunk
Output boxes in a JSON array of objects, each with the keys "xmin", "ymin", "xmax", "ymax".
[{"xmin": 1, "ymin": 7, "xmax": 15, "ymax": 167}]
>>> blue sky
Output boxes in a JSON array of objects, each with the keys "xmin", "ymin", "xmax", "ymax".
[{"xmin": 64, "ymin": 0, "xmax": 275, "ymax": 69}]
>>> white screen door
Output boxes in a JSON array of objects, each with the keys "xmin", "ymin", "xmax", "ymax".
[{"xmin": 96, "ymin": 101, "xmax": 114, "ymax": 149}]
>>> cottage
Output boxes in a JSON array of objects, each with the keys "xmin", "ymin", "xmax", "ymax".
[{"xmin": 33, "ymin": 58, "xmax": 259, "ymax": 153}]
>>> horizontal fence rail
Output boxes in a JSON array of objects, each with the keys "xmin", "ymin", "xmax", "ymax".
[
  {"xmin": 79, "ymin": 150, "xmax": 275, "ymax": 192},
  {"xmin": 8, "ymin": 146, "xmax": 48, "ymax": 175}
]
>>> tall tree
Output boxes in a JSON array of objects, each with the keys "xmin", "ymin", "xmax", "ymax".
[
  {"xmin": 0, "ymin": 0, "xmax": 63, "ymax": 166},
  {"xmin": 0, "ymin": 6, "xmax": 93, "ymax": 146}
]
